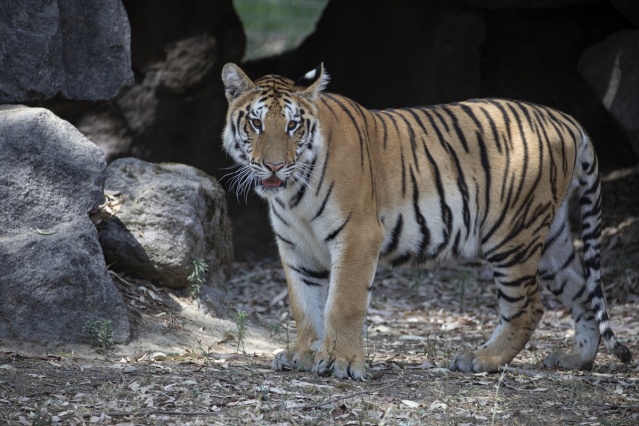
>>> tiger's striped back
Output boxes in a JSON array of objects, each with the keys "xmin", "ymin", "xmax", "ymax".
[{"xmin": 359, "ymin": 98, "xmax": 579, "ymax": 267}]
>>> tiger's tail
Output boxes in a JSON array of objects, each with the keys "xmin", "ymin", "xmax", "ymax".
[{"xmin": 578, "ymin": 131, "xmax": 632, "ymax": 363}]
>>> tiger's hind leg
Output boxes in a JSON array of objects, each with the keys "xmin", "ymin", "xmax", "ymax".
[
  {"xmin": 450, "ymin": 244, "xmax": 545, "ymax": 373},
  {"xmin": 539, "ymin": 201, "xmax": 600, "ymax": 370}
]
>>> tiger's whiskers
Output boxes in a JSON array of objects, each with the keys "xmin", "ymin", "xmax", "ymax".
[{"xmin": 221, "ymin": 164, "xmax": 258, "ymax": 202}]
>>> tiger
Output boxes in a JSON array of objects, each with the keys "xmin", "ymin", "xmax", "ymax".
[{"xmin": 221, "ymin": 62, "xmax": 632, "ymax": 379}]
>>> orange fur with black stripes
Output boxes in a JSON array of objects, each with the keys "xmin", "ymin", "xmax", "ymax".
[{"xmin": 221, "ymin": 63, "xmax": 631, "ymax": 379}]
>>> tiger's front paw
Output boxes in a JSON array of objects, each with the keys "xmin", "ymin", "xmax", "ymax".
[
  {"xmin": 272, "ymin": 348, "xmax": 315, "ymax": 372},
  {"xmin": 312, "ymin": 349, "xmax": 367, "ymax": 380},
  {"xmin": 449, "ymin": 351, "xmax": 503, "ymax": 373}
]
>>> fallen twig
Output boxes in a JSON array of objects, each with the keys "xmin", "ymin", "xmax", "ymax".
[
  {"xmin": 590, "ymin": 403, "xmax": 639, "ymax": 411},
  {"xmin": 265, "ymin": 378, "xmax": 401, "ymax": 412},
  {"xmin": 499, "ymin": 366, "xmax": 638, "ymax": 384},
  {"xmin": 2, "ymin": 352, "xmax": 62, "ymax": 361},
  {"xmin": 83, "ymin": 410, "xmax": 222, "ymax": 418}
]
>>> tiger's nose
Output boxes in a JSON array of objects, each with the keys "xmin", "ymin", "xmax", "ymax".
[{"xmin": 265, "ymin": 162, "xmax": 285, "ymax": 172}]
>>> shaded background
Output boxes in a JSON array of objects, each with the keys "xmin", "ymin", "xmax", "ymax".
[{"xmin": 54, "ymin": 0, "xmax": 638, "ymax": 261}]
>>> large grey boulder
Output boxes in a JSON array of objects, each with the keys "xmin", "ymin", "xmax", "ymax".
[
  {"xmin": 0, "ymin": 0, "xmax": 133, "ymax": 103},
  {"xmin": 100, "ymin": 158, "xmax": 233, "ymax": 291},
  {"xmin": 578, "ymin": 31, "xmax": 639, "ymax": 158},
  {"xmin": 73, "ymin": 0, "xmax": 245, "ymax": 170},
  {"xmin": 0, "ymin": 105, "xmax": 130, "ymax": 344}
]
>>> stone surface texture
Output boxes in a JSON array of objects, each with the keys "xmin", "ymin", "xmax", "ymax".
[
  {"xmin": 0, "ymin": 0, "xmax": 133, "ymax": 103},
  {"xmin": 0, "ymin": 105, "xmax": 130, "ymax": 344},
  {"xmin": 100, "ymin": 158, "xmax": 233, "ymax": 291}
]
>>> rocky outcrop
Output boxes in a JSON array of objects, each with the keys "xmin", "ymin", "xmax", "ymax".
[
  {"xmin": 578, "ymin": 30, "xmax": 639, "ymax": 159},
  {"xmin": 99, "ymin": 158, "xmax": 233, "ymax": 291},
  {"xmin": 0, "ymin": 1, "xmax": 238, "ymax": 340},
  {"xmin": 0, "ymin": 0, "xmax": 133, "ymax": 103},
  {"xmin": 0, "ymin": 105, "xmax": 130, "ymax": 344},
  {"xmin": 74, "ymin": 0, "xmax": 245, "ymax": 174}
]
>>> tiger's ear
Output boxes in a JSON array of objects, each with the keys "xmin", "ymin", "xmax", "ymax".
[
  {"xmin": 222, "ymin": 63, "xmax": 255, "ymax": 102},
  {"xmin": 297, "ymin": 63, "xmax": 330, "ymax": 101}
]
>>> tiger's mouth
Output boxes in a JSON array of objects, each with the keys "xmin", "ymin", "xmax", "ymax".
[{"xmin": 261, "ymin": 176, "xmax": 285, "ymax": 188}]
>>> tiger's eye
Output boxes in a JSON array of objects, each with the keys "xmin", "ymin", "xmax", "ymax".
[
  {"xmin": 287, "ymin": 120, "xmax": 297, "ymax": 130},
  {"xmin": 252, "ymin": 118, "xmax": 262, "ymax": 128}
]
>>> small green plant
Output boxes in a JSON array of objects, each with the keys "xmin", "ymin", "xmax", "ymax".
[
  {"xmin": 421, "ymin": 334, "xmax": 438, "ymax": 363},
  {"xmin": 188, "ymin": 258, "xmax": 209, "ymax": 298},
  {"xmin": 31, "ymin": 405, "xmax": 53, "ymax": 426},
  {"xmin": 457, "ymin": 271, "xmax": 474, "ymax": 313},
  {"xmin": 409, "ymin": 268, "xmax": 428, "ymax": 289},
  {"xmin": 83, "ymin": 318, "xmax": 114, "ymax": 349},
  {"xmin": 268, "ymin": 322, "xmax": 285, "ymax": 337},
  {"xmin": 196, "ymin": 338, "xmax": 215, "ymax": 368},
  {"xmin": 233, "ymin": 310, "xmax": 250, "ymax": 354}
]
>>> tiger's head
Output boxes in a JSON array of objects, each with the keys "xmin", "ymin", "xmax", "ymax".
[{"xmin": 221, "ymin": 63, "xmax": 330, "ymax": 199}]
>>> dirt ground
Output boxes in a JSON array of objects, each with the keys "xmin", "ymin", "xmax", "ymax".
[{"xmin": 1, "ymin": 168, "xmax": 638, "ymax": 425}]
